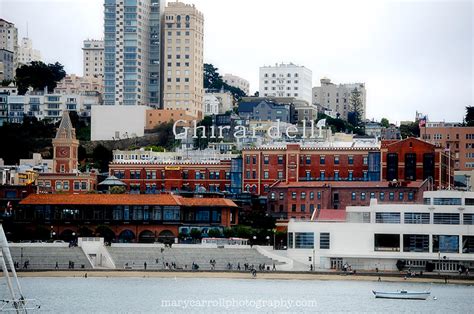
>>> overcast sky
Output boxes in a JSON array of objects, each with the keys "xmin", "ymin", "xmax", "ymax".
[{"xmin": 1, "ymin": 0, "xmax": 473, "ymax": 123}]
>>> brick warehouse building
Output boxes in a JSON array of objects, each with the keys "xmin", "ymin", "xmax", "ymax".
[
  {"xmin": 242, "ymin": 139, "xmax": 381, "ymax": 196},
  {"xmin": 381, "ymin": 137, "xmax": 452, "ymax": 189},
  {"xmin": 242, "ymin": 137, "xmax": 451, "ymax": 197},
  {"xmin": 267, "ymin": 180, "xmax": 429, "ymax": 221},
  {"xmin": 15, "ymin": 194, "xmax": 238, "ymax": 243},
  {"xmin": 109, "ymin": 159, "xmax": 236, "ymax": 194}
]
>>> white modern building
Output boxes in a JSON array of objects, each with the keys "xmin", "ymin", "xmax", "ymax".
[
  {"xmin": 287, "ymin": 190, "xmax": 474, "ymax": 272},
  {"xmin": 82, "ymin": 39, "xmax": 103, "ymax": 78},
  {"xmin": 312, "ymin": 77, "xmax": 366, "ymax": 121},
  {"xmin": 17, "ymin": 37, "xmax": 41, "ymax": 65},
  {"xmin": 223, "ymin": 73, "xmax": 250, "ymax": 96},
  {"xmin": 91, "ymin": 105, "xmax": 149, "ymax": 141},
  {"xmin": 259, "ymin": 63, "xmax": 312, "ymax": 105},
  {"xmin": 4, "ymin": 92, "xmax": 101, "ymax": 123}
]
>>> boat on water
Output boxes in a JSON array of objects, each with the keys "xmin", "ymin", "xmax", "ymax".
[{"xmin": 372, "ymin": 290, "xmax": 431, "ymax": 300}]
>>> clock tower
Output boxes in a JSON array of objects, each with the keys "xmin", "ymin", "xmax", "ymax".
[{"xmin": 52, "ymin": 111, "xmax": 79, "ymax": 173}]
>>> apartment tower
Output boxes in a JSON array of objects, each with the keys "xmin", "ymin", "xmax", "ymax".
[
  {"xmin": 162, "ymin": 1, "xmax": 204, "ymax": 119},
  {"xmin": 82, "ymin": 39, "xmax": 104, "ymax": 78},
  {"xmin": 0, "ymin": 19, "xmax": 18, "ymax": 69},
  {"xmin": 103, "ymin": 0, "xmax": 164, "ymax": 106}
]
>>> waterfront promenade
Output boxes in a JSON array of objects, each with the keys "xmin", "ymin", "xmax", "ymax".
[{"xmin": 10, "ymin": 270, "xmax": 474, "ymax": 285}]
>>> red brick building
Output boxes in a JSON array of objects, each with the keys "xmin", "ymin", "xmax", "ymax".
[
  {"xmin": 17, "ymin": 194, "xmax": 238, "ymax": 242},
  {"xmin": 267, "ymin": 180, "xmax": 429, "ymax": 221},
  {"xmin": 381, "ymin": 137, "xmax": 452, "ymax": 189},
  {"xmin": 242, "ymin": 140, "xmax": 382, "ymax": 196},
  {"xmin": 109, "ymin": 160, "xmax": 232, "ymax": 194}
]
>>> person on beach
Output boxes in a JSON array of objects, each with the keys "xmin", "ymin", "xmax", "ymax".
[
  {"xmin": 144, "ymin": 262, "xmax": 147, "ymax": 270},
  {"xmin": 272, "ymin": 263, "xmax": 276, "ymax": 271},
  {"xmin": 55, "ymin": 261, "xmax": 59, "ymax": 270}
]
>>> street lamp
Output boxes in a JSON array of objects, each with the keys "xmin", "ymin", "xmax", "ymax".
[
  {"xmin": 266, "ymin": 235, "xmax": 270, "ymax": 246},
  {"xmin": 253, "ymin": 235, "xmax": 256, "ymax": 246}
]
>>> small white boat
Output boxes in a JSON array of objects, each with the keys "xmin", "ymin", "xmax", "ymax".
[{"xmin": 372, "ymin": 290, "xmax": 430, "ymax": 300}]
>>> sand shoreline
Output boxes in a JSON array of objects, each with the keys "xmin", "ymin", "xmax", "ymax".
[{"xmin": 8, "ymin": 270, "xmax": 473, "ymax": 285}]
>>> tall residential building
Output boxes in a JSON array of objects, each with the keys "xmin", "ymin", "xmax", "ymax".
[
  {"xmin": 0, "ymin": 49, "xmax": 14, "ymax": 80},
  {"xmin": 259, "ymin": 63, "xmax": 312, "ymax": 105},
  {"xmin": 162, "ymin": 1, "xmax": 204, "ymax": 119},
  {"xmin": 82, "ymin": 39, "xmax": 104, "ymax": 78},
  {"xmin": 223, "ymin": 73, "xmax": 250, "ymax": 96},
  {"xmin": 103, "ymin": 0, "xmax": 164, "ymax": 106},
  {"xmin": 18, "ymin": 37, "xmax": 41, "ymax": 65},
  {"xmin": 312, "ymin": 77, "xmax": 366, "ymax": 121},
  {"xmin": 0, "ymin": 19, "xmax": 18, "ymax": 69}
]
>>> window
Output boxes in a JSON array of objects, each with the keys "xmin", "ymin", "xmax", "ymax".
[
  {"xmin": 387, "ymin": 153, "xmax": 398, "ymax": 181},
  {"xmin": 288, "ymin": 232, "xmax": 294, "ymax": 249},
  {"xmin": 389, "ymin": 192, "xmax": 394, "ymax": 200},
  {"xmin": 278, "ymin": 155, "xmax": 283, "ymax": 164},
  {"xmin": 279, "ymin": 192, "xmax": 284, "ymax": 200},
  {"xmin": 278, "ymin": 171, "xmax": 283, "ymax": 179},
  {"xmin": 462, "ymin": 236, "xmax": 474, "ymax": 253},
  {"xmin": 264, "ymin": 155, "xmax": 269, "ymax": 164},
  {"xmin": 306, "ymin": 156, "xmax": 311, "ymax": 164},
  {"xmin": 403, "ymin": 234, "xmax": 429, "ymax": 252},
  {"xmin": 433, "ymin": 235, "xmax": 459, "ymax": 253},
  {"xmin": 263, "ymin": 171, "xmax": 269, "ymax": 179},
  {"xmin": 361, "ymin": 192, "xmax": 366, "ymax": 200},
  {"xmin": 433, "ymin": 213, "xmax": 460, "ymax": 225},
  {"xmin": 399, "ymin": 192, "xmax": 404, "ymax": 201},
  {"xmin": 379, "ymin": 192, "xmax": 385, "ymax": 201},
  {"xmin": 348, "ymin": 156, "xmax": 354, "ymax": 165},
  {"xmin": 320, "ymin": 156, "xmax": 325, "ymax": 164},
  {"xmin": 464, "ymin": 213, "xmax": 474, "ymax": 225},
  {"xmin": 433, "ymin": 198, "xmax": 462, "ymax": 205},
  {"xmin": 351, "ymin": 192, "xmax": 356, "ymax": 200},
  {"xmin": 301, "ymin": 204, "xmax": 306, "ymax": 212},
  {"xmin": 291, "ymin": 204, "xmax": 296, "ymax": 212},
  {"xmin": 320, "ymin": 233, "xmax": 330, "ymax": 249},
  {"xmin": 405, "ymin": 153, "xmax": 417, "ymax": 180},
  {"xmin": 295, "ymin": 232, "xmax": 314, "ymax": 248},
  {"xmin": 375, "ymin": 212, "xmax": 400, "ymax": 223},
  {"xmin": 292, "ymin": 192, "xmax": 297, "ymax": 200},
  {"xmin": 334, "ymin": 156, "xmax": 339, "ymax": 164},
  {"xmin": 310, "ymin": 192, "xmax": 314, "ymax": 200},
  {"xmin": 317, "ymin": 192, "xmax": 321, "ymax": 200},
  {"xmin": 301, "ymin": 192, "xmax": 306, "ymax": 200},
  {"xmin": 374, "ymin": 234, "xmax": 400, "ymax": 251},
  {"xmin": 404, "ymin": 212, "xmax": 430, "ymax": 224}
]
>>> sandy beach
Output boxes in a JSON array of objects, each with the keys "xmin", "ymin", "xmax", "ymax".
[{"xmin": 10, "ymin": 270, "xmax": 474, "ymax": 285}]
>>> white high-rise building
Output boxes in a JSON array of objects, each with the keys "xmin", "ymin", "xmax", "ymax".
[
  {"xmin": 103, "ymin": 0, "xmax": 165, "ymax": 106},
  {"xmin": 259, "ymin": 63, "xmax": 312, "ymax": 105},
  {"xmin": 223, "ymin": 73, "xmax": 249, "ymax": 96},
  {"xmin": 18, "ymin": 37, "xmax": 41, "ymax": 65},
  {"xmin": 82, "ymin": 39, "xmax": 103, "ymax": 78},
  {"xmin": 0, "ymin": 19, "xmax": 18, "ymax": 69},
  {"xmin": 312, "ymin": 77, "xmax": 366, "ymax": 121}
]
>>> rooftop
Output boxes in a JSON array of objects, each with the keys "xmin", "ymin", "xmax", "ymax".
[{"xmin": 20, "ymin": 194, "xmax": 238, "ymax": 207}]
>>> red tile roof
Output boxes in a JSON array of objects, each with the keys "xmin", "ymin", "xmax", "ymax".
[
  {"xmin": 316, "ymin": 209, "xmax": 346, "ymax": 221},
  {"xmin": 20, "ymin": 194, "xmax": 237, "ymax": 207},
  {"xmin": 179, "ymin": 198, "xmax": 238, "ymax": 207}
]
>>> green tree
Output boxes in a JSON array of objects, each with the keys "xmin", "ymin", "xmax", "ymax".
[
  {"xmin": 15, "ymin": 61, "xmax": 66, "ymax": 95},
  {"xmin": 203, "ymin": 63, "xmax": 246, "ymax": 101},
  {"xmin": 380, "ymin": 118, "xmax": 390, "ymax": 128},
  {"xmin": 399, "ymin": 122, "xmax": 420, "ymax": 138},
  {"xmin": 92, "ymin": 144, "xmax": 113, "ymax": 172},
  {"xmin": 152, "ymin": 121, "xmax": 179, "ymax": 150},
  {"xmin": 109, "ymin": 186, "xmax": 126, "ymax": 194},
  {"xmin": 193, "ymin": 116, "xmax": 213, "ymax": 149},
  {"xmin": 190, "ymin": 228, "xmax": 202, "ymax": 242},
  {"xmin": 1, "ymin": 79, "xmax": 14, "ymax": 86},
  {"xmin": 207, "ymin": 228, "xmax": 222, "ymax": 238},
  {"xmin": 349, "ymin": 88, "xmax": 364, "ymax": 127},
  {"xmin": 466, "ymin": 106, "xmax": 474, "ymax": 126}
]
